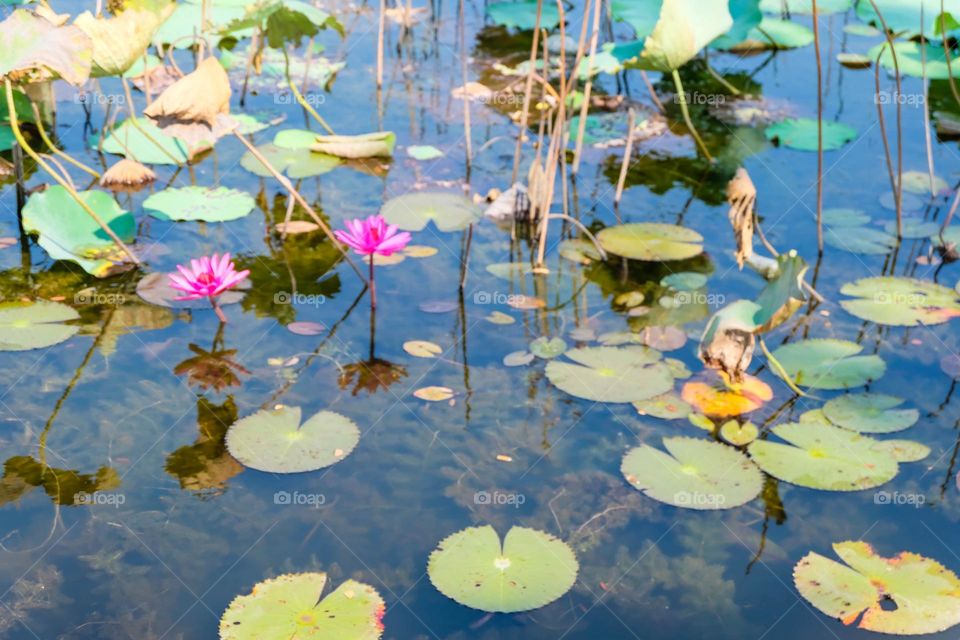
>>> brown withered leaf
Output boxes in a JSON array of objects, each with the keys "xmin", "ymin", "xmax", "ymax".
[
  {"xmin": 100, "ymin": 158, "xmax": 155, "ymax": 189},
  {"xmin": 727, "ymin": 167, "xmax": 756, "ymax": 269},
  {"xmin": 144, "ymin": 57, "xmax": 231, "ymax": 125}
]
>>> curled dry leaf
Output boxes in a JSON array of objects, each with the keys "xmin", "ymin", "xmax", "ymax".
[
  {"xmin": 99, "ymin": 158, "xmax": 156, "ymax": 189},
  {"xmin": 726, "ymin": 167, "xmax": 756, "ymax": 269},
  {"xmin": 144, "ymin": 57, "xmax": 231, "ymax": 126},
  {"xmin": 274, "ymin": 220, "xmax": 319, "ymax": 235},
  {"xmin": 414, "ymin": 386, "xmax": 454, "ymax": 401}
]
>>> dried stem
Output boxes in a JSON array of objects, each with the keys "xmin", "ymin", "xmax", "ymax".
[
  {"xmin": 614, "ymin": 108, "xmax": 636, "ymax": 206},
  {"xmin": 571, "ymin": 0, "xmax": 602, "ymax": 175},
  {"xmin": 868, "ymin": 0, "xmax": 903, "ymax": 238},
  {"xmin": 30, "ymin": 103, "xmax": 100, "ymax": 179},
  {"xmin": 812, "ymin": 0, "xmax": 824, "ymax": 253},
  {"xmin": 510, "ymin": 0, "xmax": 543, "ymax": 184}
]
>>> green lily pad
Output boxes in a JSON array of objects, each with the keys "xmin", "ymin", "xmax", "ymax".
[
  {"xmin": 858, "ymin": 0, "xmax": 960, "ymax": 40},
  {"xmin": 719, "ymin": 18, "xmax": 814, "ymax": 51},
  {"xmin": 545, "ymin": 346, "xmax": 674, "ymax": 403},
  {"xmin": 621, "ymin": 436, "xmax": 762, "ymax": 509},
  {"xmin": 870, "ymin": 439, "xmax": 930, "ymax": 462},
  {"xmin": 143, "ymin": 186, "xmax": 255, "ymax": 222},
  {"xmin": 795, "ymin": 541, "xmax": 960, "ymax": 635},
  {"xmin": 0, "ymin": 300, "xmax": 79, "ymax": 351},
  {"xmin": 836, "ymin": 52, "xmax": 872, "ymax": 68},
  {"xmin": 597, "ymin": 223, "xmax": 704, "ymax": 261},
  {"xmin": 22, "ymin": 186, "xmax": 136, "ymax": 277},
  {"xmin": 748, "ymin": 421, "xmax": 898, "ymax": 490},
  {"xmin": 225, "ymin": 405, "xmax": 360, "ymax": 473},
  {"xmin": 870, "ymin": 41, "xmax": 960, "ymax": 79},
  {"xmin": 407, "ymin": 145, "xmax": 443, "ymax": 160},
  {"xmin": 660, "ymin": 272, "xmax": 707, "ymax": 291},
  {"xmin": 823, "ymin": 208, "xmax": 871, "ymax": 227},
  {"xmin": 427, "ymin": 526, "xmax": 577, "ymax": 613},
  {"xmin": 825, "ymin": 226, "xmax": 897, "ymax": 255},
  {"xmin": 884, "ymin": 218, "xmax": 940, "ymax": 239},
  {"xmin": 241, "ymin": 143, "xmax": 342, "ymax": 178},
  {"xmin": 633, "ymin": 392, "xmax": 692, "ymax": 420},
  {"xmin": 95, "ymin": 117, "xmax": 190, "ymax": 165},
  {"xmin": 529, "ymin": 337, "xmax": 567, "ymax": 359},
  {"xmin": 839, "ymin": 277, "xmax": 960, "ymax": 326},
  {"xmin": 0, "ymin": 9, "xmax": 92, "ymax": 85},
  {"xmin": 487, "ymin": 1, "xmax": 561, "ymax": 30},
  {"xmin": 822, "ymin": 393, "xmax": 918, "ymax": 434},
  {"xmin": 719, "ymin": 420, "xmax": 759, "ymax": 446},
  {"xmin": 901, "ymin": 170, "xmax": 949, "ymax": 195},
  {"xmin": 503, "ymin": 351, "xmax": 534, "ymax": 367},
  {"xmin": 220, "ymin": 573, "xmax": 385, "ymax": 639},
  {"xmin": 769, "ymin": 339, "xmax": 886, "ymax": 390},
  {"xmin": 765, "ymin": 118, "xmax": 857, "ymax": 151},
  {"xmin": 380, "ymin": 192, "xmax": 481, "ymax": 232}
]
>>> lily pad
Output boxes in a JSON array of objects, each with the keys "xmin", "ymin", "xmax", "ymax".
[
  {"xmin": 822, "ymin": 393, "xmax": 918, "ymax": 433},
  {"xmin": 487, "ymin": 1, "xmax": 560, "ymax": 30},
  {"xmin": 769, "ymin": 339, "xmax": 886, "ymax": 390},
  {"xmin": 661, "ymin": 272, "xmax": 707, "ymax": 291},
  {"xmin": 822, "ymin": 208, "xmax": 870, "ymax": 227},
  {"xmin": 871, "ymin": 439, "xmax": 930, "ymax": 462},
  {"xmin": 748, "ymin": 421, "xmax": 898, "ymax": 490},
  {"xmin": 884, "ymin": 218, "xmax": 940, "ymax": 239},
  {"xmin": 94, "ymin": 117, "xmax": 190, "ymax": 165},
  {"xmin": 136, "ymin": 272, "xmax": 247, "ymax": 309},
  {"xmin": 719, "ymin": 420, "xmax": 759, "ymax": 446},
  {"xmin": 427, "ymin": 526, "xmax": 577, "ymax": 613},
  {"xmin": 407, "ymin": 145, "xmax": 444, "ymax": 160},
  {"xmin": 380, "ymin": 192, "xmax": 480, "ymax": 232},
  {"xmin": 143, "ymin": 186, "xmax": 255, "ymax": 222},
  {"xmin": 719, "ymin": 18, "xmax": 814, "ymax": 51},
  {"xmin": 597, "ymin": 223, "xmax": 704, "ymax": 261},
  {"xmin": 765, "ymin": 118, "xmax": 857, "ymax": 151},
  {"xmin": 0, "ymin": 300, "xmax": 79, "ymax": 351},
  {"xmin": 901, "ymin": 170, "xmax": 949, "ymax": 195},
  {"xmin": 545, "ymin": 346, "xmax": 674, "ymax": 403},
  {"xmin": 220, "ymin": 572, "xmax": 385, "ymax": 639},
  {"xmin": 681, "ymin": 374, "xmax": 773, "ymax": 418},
  {"xmin": 225, "ymin": 406, "xmax": 360, "ymax": 473},
  {"xmin": 825, "ymin": 226, "xmax": 897, "ymax": 255},
  {"xmin": 403, "ymin": 340, "xmax": 442, "ymax": 358},
  {"xmin": 529, "ymin": 337, "xmax": 567, "ymax": 359},
  {"xmin": 503, "ymin": 351, "xmax": 534, "ymax": 367},
  {"xmin": 22, "ymin": 186, "xmax": 136, "ymax": 277},
  {"xmin": 621, "ymin": 437, "xmax": 762, "ymax": 509},
  {"xmin": 633, "ymin": 392, "xmax": 692, "ymax": 420},
  {"xmin": 794, "ymin": 541, "xmax": 960, "ymax": 635},
  {"xmin": 839, "ymin": 277, "xmax": 960, "ymax": 326},
  {"xmin": 241, "ymin": 143, "xmax": 342, "ymax": 178}
]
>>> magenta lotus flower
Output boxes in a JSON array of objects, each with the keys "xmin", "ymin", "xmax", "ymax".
[
  {"xmin": 168, "ymin": 253, "xmax": 249, "ymax": 322},
  {"xmin": 334, "ymin": 215, "xmax": 411, "ymax": 257}
]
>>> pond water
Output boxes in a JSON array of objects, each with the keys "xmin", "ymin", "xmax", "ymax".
[{"xmin": 1, "ymin": 0, "xmax": 959, "ymax": 638}]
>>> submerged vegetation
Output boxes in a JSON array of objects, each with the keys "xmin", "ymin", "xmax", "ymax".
[{"xmin": 3, "ymin": 0, "xmax": 960, "ymax": 637}]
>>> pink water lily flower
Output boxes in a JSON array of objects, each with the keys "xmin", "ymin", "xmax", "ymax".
[
  {"xmin": 168, "ymin": 253, "xmax": 249, "ymax": 322},
  {"xmin": 334, "ymin": 214, "xmax": 411, "ymax": 257}
]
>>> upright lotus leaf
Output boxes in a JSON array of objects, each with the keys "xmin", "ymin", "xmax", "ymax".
[
  {"xmin": 74, "ymin": 1, "xmax": 174, "ymax": 77},
  {"xmin": 597, "ymin": 223, "xmax": 704, "ymax": 261},
  {"xmin": 22, "ymin": 186, "xmax": 136, "ymax": 277},
  {"xmin": 225, "ymin": 406, "xmax": 360, "ymax": 473},
  {"xmin": 611, "ymin": 0, "xmax": 661, "ymax": 37},
  {"xmin": 380, "ymin": 192, "xmax": 481, "ymax": 232},
  {"xmin": 622, "ymin": 437, "xmax": 763, "ymax": 509},
  {"xmin": 840, "ymin": 277, "xmax": 960, "ymax": 326},
  {"xmin": 0, "ymin": 300, "xmax": 79, "ymax": 351},
  {"xmin": 857, "ymin": 0, "xmax": 960, "ymax": 40},
  {"xmin": 615, "ymin": 0, "xmax": 733, "ymax": 72},
  {"xmin": 0, "ymin": 10, "xmax": 93, "ymax": 85},
  {"xmin": 711, "ymin": 0, "xmax": 762, "ymax": 49},
  {"xmin": 486, "ymin": 1, "xmax": 561, "ymax": 30},
  {"xmin": 545, "ymin": 346, "xmax": 674, "ymax": 403},
  {"xmin": 143, "ymin": 186, "xmax": 255, "ymax": 222},
  {"xmin": 760, "ymin": 0, "xmax": 851, "ymax": 13},
  {"xmin": 753, "ymin": 252, "xmax": 807, "ymax": 331},
  {"xmin": 94, "ymin": 117, "xmax": 190, "ymax": 165},
  {"xmin": 769, "ymin": 339, "xmax": 885, "ymax": 390},
  {"xmin": 823, "ymin": 393, "xmax": 918, "ymax": 434},
  {"xmin": 310, "ymin": 132, "xmax": 396, "ymax": 158},
  {"xmin": 795, "ymin": 541, "xmax": 960, "ymax": 635},
  {"xmin": 699, "ymin": 300, "xmax": 760, "ymax": 381},
  {"xmin": 241, "ymin": 143, "xmax": 342, "ymax": 178},
  {"xmin": 747, "ymin": 421, "xmax": 898, "ymax": 490},
  {"xmin": 766, "ymin": 118, "xmax": 857, "ymax": 151},
  {"xmin": 144, "ymin": 57, "xmax": 231, "ymax": 125},
  {"xmin": 427, "ymin": 526, "xmax": 578, "ymax": 613},
  {"xmin": 220, "ymin": 573, "xmax": 385, "ymax": 639}
]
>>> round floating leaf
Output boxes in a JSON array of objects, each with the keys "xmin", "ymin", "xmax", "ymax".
[
  {"xmin": 770, "ymin": 339, "xmax": 885, "ymax": 390},
  {"xmin": 287, "ymin": 321, "xmax": 324, "ymax": 336},
  {"xmin": 660, "ymin": 271, "xmax": 707, "ymax": 291},
  {"xmin": 794, "ymin": 541, "xmax": 960, "ymax": 635},
  {"xmin": 0, "ymin": 300, "xmax": 79, "ymax": 351},
  {"xmin": 621, "ymin": 437, "xmax": 762, "ymax": 509},
  {"xmin": 681, "ymin": 374, "xmax": 773, "ymax": 418},
  {"xmin": 241, "ymin": 143, "xmax": 342, "ymax": 178},
  {"xmin": 822, "ymin": 208, "xmax": 870, "ymax": 227},
  {"xmin": 884, "ymin": 218, "xmax": 940, "ymax": 239},
  {"xmin": 765, "ymin": 118, "xmax": 857, "ymax": 151},
  {"xmin": 870, "ymin": 41, "xmax": 960, "ymax": 79},
  {"xmin": 748, "ymin": 421, "xmax": 898, "ymax": 490},
  {"xmin": 633, "ymin": 392, "xmax": 692, "ymax": 420},
  {"xmin": 94, "ymin": 117, "xmax": 190, "ymax": 165},
  {"xmin": 220, "ymin": 572, "xmax": 385, "ymax": 640},
  {"xmin": 880, "ymin": 190, "xmax": 925, "ymax": 212},
  {"xmin": 825, "ymin": 226, "xmax": 897, "ymax": 255},
  {"xmin": 485, "ymin": 311, "xmax": 515, "ymax": 325},
  {"xmin": 597, "ymin": 223, "xmax": 704, "ymax": 261},
  {"xmin": 403, "ymin": 340, "xmax": 442, "ymax": 358},
  {"xmin": 225, "ymin": 406, "xmax": 359, "ymax": 473},
  {"xmin": 839, "ymin": 277, "xmax": 960, "ymax": 326},
  {"xmin": 836, "ymin": 52, "xmax": 871, "ymax": 68},
  {"xmin": 719, "ymin": 18, "xmax": 814, "ymax": 51},
  {"xmin": 144, "ymin": 186, "xmax": 255, "ymax": 222},
  {"xmin": 381, "ymin": 192, "xmax": 480, "ymax": 232},
  {"xmin": 503, "ymin": 351, "xmax": 534, "ymax": 367},
  {"xmin": 22, "ymin": 186, "xmax": 135, "ymax": 277},
  {"xmin": 414, "ymin": 386, "xmax": 454, "ymax": 401},
  {"xmin": 427, "ymin": 526, "xmax": 577, "ymax": 613},
  {"xmin": 871, "ymin": 439, "xmax": 930, "ymax": 462},
  {"xmin": 529, "ymin": 337, "xmax": 567, "ymax": 359},
  {"xmin": 136, "ymin": 272, "xmax": 246, "ymax": 309},
  {"xmin": 545, "ymin": 346, "xmax": 674, "ymax": 403},
  {"xmin": 901, "ymin": 170, "xmax": 949, "ymax": 195},
  {"xmin": 822, "ymin": 393, "xmax": 918, "ymax": 434},
  {"xmin": 407, "ymin": 145, "xmax": 443, "ymax": 160},
  {"xmin": 720, "ymin": 421, "xmax": 759, "ymax": 446}
]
